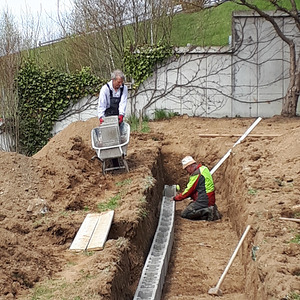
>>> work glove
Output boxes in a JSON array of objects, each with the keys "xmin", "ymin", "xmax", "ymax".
[
  {"xmin": 173, "ymin": 194, "xmax": 181, "ymax": 201},
  {"xmin": 118, "ymin": 115, "xmax": 124, "ymax": 124},
  {"xmin": 99, "ymin": 118, "xmax": 104, "ymax": 125}
]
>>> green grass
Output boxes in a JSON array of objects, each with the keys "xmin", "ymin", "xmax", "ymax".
[
  {"xmin": 29, "ymin": 276, "xmax": 98, "ymax": 300},
  {"xmin": 83, "ymin": 251, "xmax": 95, "ymax": 257},
  {"xmin": 97, "ymin": 179, "xmax": 132, "ymax": 212},
  {"xmin": 286, "ymin": 292, "xmax": 300, "ymax": 300},
  {"xmin": 154, "ymin": 109, "xmax": 179, "ymax": 120},
  {"xmin": 170, "ymin": 0, "xmax": 299, "ymax": 47},
  {"xmin": 116, "ymin": 178, "xmax": 132, "ymax": 187},
  {"xmin": 140, "ymin": 196, "xmax": 147, "ymax": 204},
  {"xmin": 290, "ymin": 234, "xmax": 300, "ymax": 245},
  {"xmin": 30, "ymin": 284, "xmax": 54, "ymax": 299},
  {"xmin": 139, "ymin": 208, "xmax": 148, "ymax": 218},
  {"xmin": 127, "ymin": 115, "xmax": 150, "ymax": 133},
  {"xmin": 248, "ymin": 188, "xmax": 258, "ymax": 195},
  {"xmin": 171, "ymin": 2, "xmax": 238, "ymax": 46},
  {"xmin": 97, "ymin": 193, "xmax": 121, "ymax": 212},
  {"xmin": 145, "ymin": 176, "xmax": 156, "ymax": 189}
]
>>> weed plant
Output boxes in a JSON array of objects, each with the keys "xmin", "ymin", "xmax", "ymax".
[
  {"xmin": 290, "ymin": 234, "xmax": 300, "ymax": 245},
  {"xmin": 286, "ymin": 292, "xmax": 300, "ymax": 300},
  {"xmin": 97, "ymin": 194, "xmax": 121, "ymax": 212},
  {"xmin": 154, "ymin": 109, "xmax": 179, "ymax": 120},
  {"xmin": 127, "ymin": 115, "xmax": 150, "ymax": 133}
]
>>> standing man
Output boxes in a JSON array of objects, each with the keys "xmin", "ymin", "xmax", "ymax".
[
  {"xmin": 172, "ymin": 156, "xmax": 222, "ymax": 221},
  {"xmin": 98, "ymin": 69, "xmax": 128, "ymax": 125}
]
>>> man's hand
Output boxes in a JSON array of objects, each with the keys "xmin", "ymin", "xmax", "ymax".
[
  {"xmin": 118, "ymin": 115, "xmax": 124, "ymax": 124},
  {"xmin": 173, "ymin": 194, "xmax": 181, "ymax": 201},
  {"xmin": 99, "ymin": 118, "xmax": 104, "ymax": 125}
]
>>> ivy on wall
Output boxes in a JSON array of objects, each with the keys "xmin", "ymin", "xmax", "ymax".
[
  {"xmin": 17, "ymin": 59, "xmax": 104, "ymax": 155},
  {"xmin": 16, "ymin": 43, "xmax": 173, "ymax": 155},
  {"xmin": 123, "ymin": 43, "xmax": 173, "ymax": 90}
]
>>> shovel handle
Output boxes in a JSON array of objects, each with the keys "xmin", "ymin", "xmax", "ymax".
[
  {"xmin": 214, "ymin": 225, "xmax": 251, "ymax": 290},
  {"xmin": 279, "ymin": 217, "xmax": 300, "ymax": 223}
]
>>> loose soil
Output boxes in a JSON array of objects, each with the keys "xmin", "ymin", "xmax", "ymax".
[{"xmin": 0, "ymin": 116, "xmax": 299, "ymax": 300}]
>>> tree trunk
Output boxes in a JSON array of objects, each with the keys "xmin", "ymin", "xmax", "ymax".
[{"xmin": 281, "ymin": 44, "xmax": 300, "ymax": 116}]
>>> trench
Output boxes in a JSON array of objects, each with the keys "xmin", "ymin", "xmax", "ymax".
[
  {"xmin": 160, "ymin": 151, "xmax": 252, "ymax": 299},
  {"xmin": 103, "ymin": 117, "xmax": 278, "ymax": 300},
  {"xmin": 106, "ymin": 146, "xmax": 266, "ymax": 300}
]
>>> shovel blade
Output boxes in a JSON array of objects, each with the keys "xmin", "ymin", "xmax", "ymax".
[{"xmin": 208, "ymin": 287, "xmax": 223, "ymax": 296}]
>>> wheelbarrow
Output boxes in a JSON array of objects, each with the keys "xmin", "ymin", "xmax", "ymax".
[{"xmin": 91, "ymin": 116, "xmax": 130, "ymax": 175}]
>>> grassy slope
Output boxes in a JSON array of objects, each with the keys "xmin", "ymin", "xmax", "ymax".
[
  {"xmin": 21, "ymin": 0, "xmax": 299, "ymax": 74},
  {"xmin": 171, "ymin": 2, "xmax": 239, "ymax": 46},
  {"xmin": 170, "ymin": 0, "xmax": 299, "ymax": 47}
]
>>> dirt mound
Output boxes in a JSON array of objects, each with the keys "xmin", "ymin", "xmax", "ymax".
[{"xmin": 0, "ymin": 116, "xmax": 299, "ymax": 300}]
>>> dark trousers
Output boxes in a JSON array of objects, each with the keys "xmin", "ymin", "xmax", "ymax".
[{"xmin": 181, "ymin": 202, "xmax": 222, "ymax": 221}]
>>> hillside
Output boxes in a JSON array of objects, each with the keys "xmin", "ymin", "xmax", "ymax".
[{"xmin": 170, "ymin": 0, "xmax": 300, "ymax": 46}]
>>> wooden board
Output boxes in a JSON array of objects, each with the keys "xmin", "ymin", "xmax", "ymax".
[
  {"xmin": 69, "ymin": 213, "xmax": 100, "ymax": 251},
  {"xmin": 69, "ymin": 211, "xmax": 114, "ymax": 251},
  {"xmin": 198, "ymin": 133, "xmax": 280, "ymax": 138},
  {"xmin": 87, "ymin": 210, "xmax": 114, "ymax": 251}
]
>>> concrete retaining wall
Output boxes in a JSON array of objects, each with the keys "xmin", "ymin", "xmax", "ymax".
[{"xmin": 129, "ymin": 11, "xmax": 300, "ymax": 119}]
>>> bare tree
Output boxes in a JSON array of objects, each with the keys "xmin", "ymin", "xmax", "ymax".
[
  {"xmin": 129, "ymin": 48, "xmax": 234, "ymax": 118},
  {"xmin": 59, "ymin": 0, "xmax": 174, "ymax": 77},
  {"xmin": 0, "ymin": 11, "xmax": 22, "ymax": 151},
  {"xmin": 232, "ymin": 0, "xmax": 300, "ymax": 116},
  {"xmin": 169, "ymin": 0, "xmax": 299, "ymax": 116}
]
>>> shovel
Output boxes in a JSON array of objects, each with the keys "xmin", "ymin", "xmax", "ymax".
[{"xmin": 208, "ymin": 224, "xmax": 251, "ymax": 296}]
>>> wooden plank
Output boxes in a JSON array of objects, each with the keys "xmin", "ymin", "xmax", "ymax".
[
  {"xmin": 199, "ymin": 133, "xmax": 280, "ymax": 138},
  {"xmin": 279, "ymin": 217, "xmax": 300, "ymax": 223},
  {"xmin": 87, "ymin": 210, "xmax": 114, "ymax": 251},
  {"xmin": 69, "ymin": 213, "xmax": 100, "ymax": 251}
]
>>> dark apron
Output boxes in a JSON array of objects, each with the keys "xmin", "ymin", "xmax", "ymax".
[{"xmin": 105, "ymin": 83, "xmax": 124, "ymax": 116}]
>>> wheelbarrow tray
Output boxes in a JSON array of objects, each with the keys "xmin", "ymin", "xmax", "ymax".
[{"xmin": 91, "ymin": 121, "xmax": 130, "ymax": 161}]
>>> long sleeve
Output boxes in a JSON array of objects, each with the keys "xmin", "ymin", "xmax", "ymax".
[
  {"xmin": 97, "ymin": 84, "xmax": 110, "ymax": 119},
  {"xmin": 174, "ymin": 174, "xmax": 199, "ymax": 201},
  {"xmin": 118, "ymin": 85, "xmax": 128, "ymax": 116}
]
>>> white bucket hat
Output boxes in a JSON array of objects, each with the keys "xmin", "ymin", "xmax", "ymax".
[{"xmin": 181, "ymin": 156, "xmax": 196, "ymax": 169}]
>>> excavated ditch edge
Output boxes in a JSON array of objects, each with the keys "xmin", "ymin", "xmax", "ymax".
[{"xmin": 133, "ymin": 185, "xmax": 176, "ymax": 300}]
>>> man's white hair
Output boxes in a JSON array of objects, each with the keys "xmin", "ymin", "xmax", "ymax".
[{"xmin": 111, "ymin": 69, "xmax": 125, "ymax": 81}]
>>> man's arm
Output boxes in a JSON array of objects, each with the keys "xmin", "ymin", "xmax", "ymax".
[
  {"xmin": 173, "ymin": 174, "xmax": 199, "ymax": 201},
  {"xmin": 118, "ymin": 85, "xmax": 128, "ymax": 117},
  {"xmin": 97, "ymin": 84, "xmax": 109, "ymax": 119}
]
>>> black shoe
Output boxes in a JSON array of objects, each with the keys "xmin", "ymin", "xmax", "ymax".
[{"xmin": 213, "ymin": 205, "xmax": 222, "ymax": 220}]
